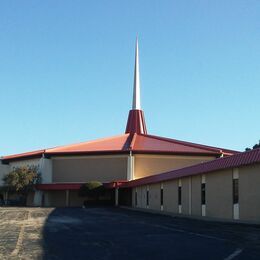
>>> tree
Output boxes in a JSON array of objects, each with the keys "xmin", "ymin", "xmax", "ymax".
[
  {"xmin": 3, "ymin": 165, "xmax": 41, "ymax": 203},
  {"xmin": 79, "ymin": 181, "xmax": 105, "ymax": 197},
  {"xmin": 245, "ymin": 140, "xmax": 260, "ymax": 151},
  {"xmin": 79, "ymin": 181, "xmax": 106, "ymax": 204}
]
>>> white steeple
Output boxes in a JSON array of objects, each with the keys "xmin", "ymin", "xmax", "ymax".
[{"xmin": 132, "ymin": 38, "xmax": 141, "ymax": 110}]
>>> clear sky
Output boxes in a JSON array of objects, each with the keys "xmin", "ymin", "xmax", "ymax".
[{"xmin": 0, "ymin": 0, "xmax": 259, "ymax": 156}]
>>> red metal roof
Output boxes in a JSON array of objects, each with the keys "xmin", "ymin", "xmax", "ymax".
[
  {"xmin": 131, "ymin": 134, "xmax": 236, "ymax": 155},
  {"xmin": 1, "ymin": 108, "xmax": 239, "ymax": 162},
  {"xmin": 121, "ymin": 148, "xmax": 260, "ymax": 188},
  {"xmin": 2, "ymin": 132, "xmax": 238, "ymax": 162},
  {"xmin": 45, "ymin": 134, "xmax": 131, "ymax": 154},
  {"xmin": 2, "ymin": 149, "xmax": 45, "ymax": 161},
  {"xmin": 36, "ymin": 183, "xmax": 83, "ymax": 190}
]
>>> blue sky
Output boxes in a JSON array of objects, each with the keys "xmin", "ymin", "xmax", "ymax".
[{"xmin": 0, "ymin": 0, "xmax": 259, "ymax": 155}]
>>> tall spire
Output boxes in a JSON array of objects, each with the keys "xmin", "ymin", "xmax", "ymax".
[
  {"xmin": 132, "ymin": 38, "xmax": 141, "ymax": 110},
  {"xmin": 125, "ymin": 38, "xmax": 147, "ymax": 135}
]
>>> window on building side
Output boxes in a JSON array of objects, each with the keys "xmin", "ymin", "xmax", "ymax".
[
  {"xmin": 178, "ymin": 186, "xmax": 182, "ymax": 205},
  {"xmin": 201, "ymin": 183, "xmax": 206, "ymax": 205},
  {"xmin": 146, "ymin": 190, "xmax": 149, "ymax": 206},
  {"xmin": 160, "ymin": 187, "xmax": 163, "ymax": 206},
  {"xmin": 233, "ymin": 179, "xmax": 239, "ymax": 204}
]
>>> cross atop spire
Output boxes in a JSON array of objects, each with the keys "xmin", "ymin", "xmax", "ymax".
[
  {"xmin": 125, "ymin": 38, "xmax": 147, "ymax": 135},
  {"xmin": 132, "ymin": 37, "xmax": 141, "ymax": 110}
]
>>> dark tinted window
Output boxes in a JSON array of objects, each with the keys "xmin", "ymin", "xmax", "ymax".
[
  {"xmin": 146, "ymin": 190, "xmax": 149, "ymax": 206},
  {"xmin": 233, "ymin": 179, "xmax": 239, "ymax": 204},
  {"xmin": 178, "ymin": 186, "xmax": 182, "ymax": 205},
  {"xmin": 160, "ymin": 188, "xmax": 163, "ymax": 206},
  {"xmin": 201, "ymin": 183, "xmax": 206, "ymax": 205}
]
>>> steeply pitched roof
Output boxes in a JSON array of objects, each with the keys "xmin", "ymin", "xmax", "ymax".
[
  {"xmin": 1, "ymin": 133, "xmax": 238, "ymax": 162},
  {"xmin": 121, "ymin": 148, "xmax": 260, "ymax": 188}
]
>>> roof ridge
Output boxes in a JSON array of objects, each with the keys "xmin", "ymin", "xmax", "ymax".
[{"xmin": 129, "ymin": 133, "xmax": 137, "ymax": 150}]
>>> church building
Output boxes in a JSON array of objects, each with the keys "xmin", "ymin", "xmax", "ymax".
[{"xmin": 1, "ymin": 41, "xmax": 259, "ymax": 224}]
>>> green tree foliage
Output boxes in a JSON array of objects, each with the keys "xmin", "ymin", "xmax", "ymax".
[
  {"xmin": 79, "ymin": 181, "xmax": 105, "ymax": 199},
  {"xmin": 245, "ymin": 140, "xmax": 260, "ymax": 151},
  {"xmin": 3, "ymin": 165, "xmax": 41, "ymax": 194}
]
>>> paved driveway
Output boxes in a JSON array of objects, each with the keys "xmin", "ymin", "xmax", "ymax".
[{"xmin": 0, "ymin": 207, "xmax": 260, "ymax": 259}]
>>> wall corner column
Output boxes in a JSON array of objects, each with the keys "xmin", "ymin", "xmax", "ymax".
[
  {"xmin": 65, "ymin": 190, "xmax": 70, "ymax": 207},
  {"xmin": 115, "ymin": 187, "xmax": 119, "ymax": 206},
  {"xmin": 127, "ymin": 151, "xmax": 134, "ymax": 180}
]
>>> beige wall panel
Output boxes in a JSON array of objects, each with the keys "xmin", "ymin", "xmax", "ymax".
[
  {"xmin": 46, "ymin": 191, "xmax": 66, "ymax": 207},
  {"xmin": 134, "ymin": 155, "xmax": 215, "ymax": 179},
  {"xmin": 149, "ymin": 183, "xmax": 160, "ymax": 211},
  {"xmin": 52, "ymin": 156, "xmax": 128, "ymax": 183},
  {"xmin": 206, "ymin": 169, "xmax": 233, "ymax": 219},
  {"xmin": 163, "ymin": 180, "xmax": 178, "ymax": 213},
  {"xmin": 182, "ymin": 177, "xmax": 190, "ymax": 215},
  {"xmin": 239, "ymin": 163, "xmax": 260, "ymax": 221},
  {"xmin": 191, "ymin": 175, "xmax": 201, "ymax": 216}
]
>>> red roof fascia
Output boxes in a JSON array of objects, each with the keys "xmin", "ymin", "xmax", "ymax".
[
  {"xmin": 36, "ymin": 181, "xmax": 129, "ymax": 190},
  {"xmin": 104, "ymin": 181, "xmax": 129, "ymax": 189},
  {"xmin": 36, "ymin": 183, "xmax": 83, "ymax": 190},
  {"xmin": 45, "ymin": 150, "xmax": 130, "ymax": 157},
  {"xmin": 2, "ymin": 150, "xmax": 45, "ymax": 162},
  {"xmin": 121, "ymin": 148, "xmax": 260, "ymax": 188},
  {"xmin": 130, "ymin": 150, "xmax": 221, "ymax": 156}
]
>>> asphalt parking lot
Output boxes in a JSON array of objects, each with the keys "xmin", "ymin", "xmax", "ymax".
[{"xmin": 1, "ymin": 207, "xmax": 260, "ymax": 259}]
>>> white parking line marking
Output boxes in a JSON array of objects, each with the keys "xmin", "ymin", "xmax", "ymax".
[
  {"xmin": 147, "ymin": 223, "xmax": 227, "ymax": 242},
  {"xmin": 224, "ymin": 248, "xmax": 243, "ymax": 260}
]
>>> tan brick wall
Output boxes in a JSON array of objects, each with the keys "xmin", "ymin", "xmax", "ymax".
[
  {"xmin": 181, "ymin": 177, "xmax": 190, "ymax": 215},
  {"xmin": 191, "ymin": 175, "xmax": 201, "ymax": 216},
  {"xmin": 127, "ymin": 163, "xmax": 260, "ymax": 223},
  {"xmin": 52, "ymin": 155, "xmax": 128, "ymax": 183},
  {"xmin": 206, "ymin": 169, "xmax": 233, "ymax": 219},
  {"xmin": 239, "ymin": 163, "xmax": 260, "ymax": 221},
  {"xmin": 163, "ymin": 179, "xmax": 178, "ymax": 213},
  {"xmin": 149, "ymin": 183, "xmax": 161, "ymax": 211}
]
